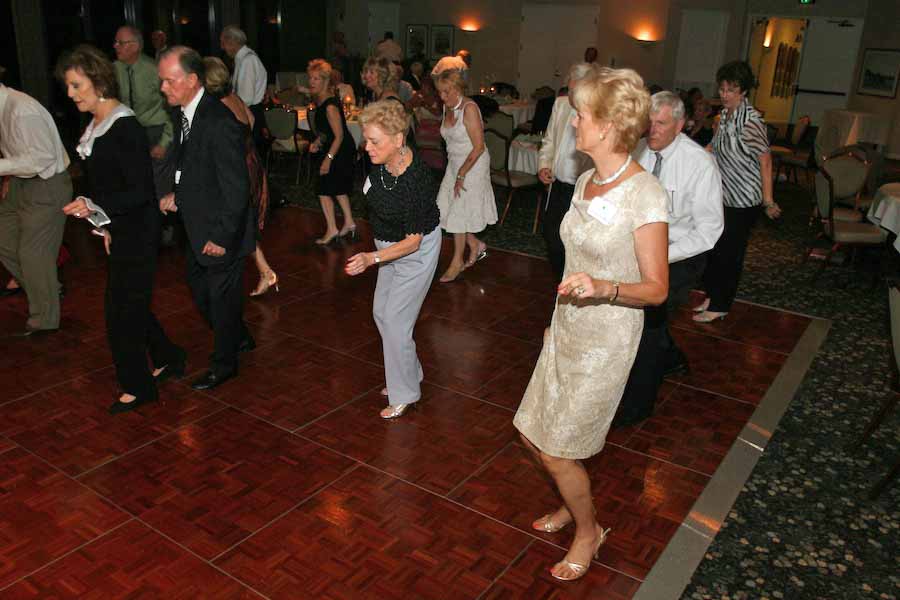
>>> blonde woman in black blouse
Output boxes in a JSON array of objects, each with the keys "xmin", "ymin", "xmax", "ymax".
[{"xmin": 345, "ymin": 100, "xmax": 441, "ymax": 419}]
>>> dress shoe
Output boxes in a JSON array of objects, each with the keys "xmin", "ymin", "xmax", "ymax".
[
  {"xmin": 108, "ymin": 394, "xmax": 158, "ymax": 415},
  {"xmin": 239, "ymin": 336, "xmax": 256, "ymax": 353},
  {"xmin": 9, "ymin": 326, "xmax": 59, "ymax": 338},
  {"xmin": 190, "ymin": 370, "xmax": 235, "ymax": 391},
  {"xmin": 154, "ymin": 348, "xmax": 187, "ymax": 384},
  {"xmin": 0, "ymin": 286, "xmax": 23, "ymax": 297}
]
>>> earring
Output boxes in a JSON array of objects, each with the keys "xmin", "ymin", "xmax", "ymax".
[
  {"xmin": 398, "ymin": 145, "xmax": 407, "ymax": 157},
  {"xmin": 99, "ymin": 96, "xmax": 106, "ymax": 103}
]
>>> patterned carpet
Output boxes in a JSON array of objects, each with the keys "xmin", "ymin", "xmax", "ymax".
[{"xmin": 274, "ymin": 166, "xmax": 899, "ymax": 600}]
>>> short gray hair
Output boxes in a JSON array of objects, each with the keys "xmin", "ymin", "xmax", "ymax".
[
  {"xmin": 650, "ymin": 91, "xmax": 685, "ymax": 120},
  {"xmin": 118, "ymin": 24, "xmax": 144, "ymax": 50},
  {"xmin": 221, "ymin": 25, "xmax": 247, "ymax": 46},
  {"xmin": 567, "ymin": 62, "xmax": 596, "ymax": 84}
]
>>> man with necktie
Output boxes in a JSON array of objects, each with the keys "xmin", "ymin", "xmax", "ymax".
[
  {"xmin": 113, "ymin": 25, "xmax": 174, "ymax": 199},
  {"xmin": 615, "ymin": 91, "xmax": 724, "ymax": 426},
  {"xmin": 157, "ymin": 46, "xmax": 256, "ymax": 391}
]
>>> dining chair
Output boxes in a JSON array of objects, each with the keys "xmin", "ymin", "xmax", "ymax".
[
  {"xmin": 264, "ymin": 107, "xmax": 310, "ymax": 185},
  {"xmin": 484, "ymin": 127, "xmax": 544, "ymax": 233}
]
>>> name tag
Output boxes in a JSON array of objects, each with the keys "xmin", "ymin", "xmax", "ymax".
[
  {"xmin": 362, "ymin": 176, "xmax": 371, "ymax": 195},
  {"xmin": 175, "ymin": 170, "xmax": 182, "ymax": 185},
  {"xmin": 587, "ymin": 197, "xmax": 617, "ymax": 225}
]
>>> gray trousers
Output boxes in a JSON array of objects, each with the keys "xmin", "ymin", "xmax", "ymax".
[
  {"xmin": 373, "ymin": 226, "xmax": 441, "ymax": 406},
  {"xmin": 0, "ymin": 171, "xmax": 71, "ymax": 330}
]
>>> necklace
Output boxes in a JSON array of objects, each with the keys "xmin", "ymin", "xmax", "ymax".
[
  {"xmin": 380, "ymin": 148, "xmax": 409, "ymax": 191},
  {"xmin": 591, "ymin": 155, "xmax": 631, "ymax": 186}
]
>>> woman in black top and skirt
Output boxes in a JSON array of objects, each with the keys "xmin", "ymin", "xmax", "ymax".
[
  {"xmin": 346, "ymin": 100, "xmax": 441, "ymax": 419},
  {"xmin": 59, "ymin": 45, "xmax": 184, "ymax": 414},
  {"xmin": 308, "ymin": 59, "xmax": 357, "ymax": 246}
]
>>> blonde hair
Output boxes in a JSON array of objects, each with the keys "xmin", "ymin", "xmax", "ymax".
[
  {"xmin": 571, "ymin": 67, "xmax": 650, "ymax": 153},
  {"xmin": 202, "ymin": 56, "xmax": 231, "ymax": 96},
  {"xmin": 359, "ymin": 99, "xmax": 411, "ymax": 137},
  {"xmin": 434, "ymin": 68, "xmax": 466, "ymax": 95},
  {"xmin": 308, "ymin": 59, "xmax": 334, "ymax": 93},
  {"xmin": 362, "ymin": 56, "xmax": 398, "ymax": 93}
]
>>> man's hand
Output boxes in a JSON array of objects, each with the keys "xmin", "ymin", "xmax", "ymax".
[
  {"xmin": 159, "ymin": 193, "xmax": 178, "ymax": 214},
  {"xmin": 1, "ymin": 176, "xmax": 9, "ymax": 200},
  {"xmin": 538, "ymin": 168, "xmax": 553, "ymax": 185},
  {"xmin": 150, "ymin": 145, "xmax": 166, "ymax": 160},
  {"xmin": 201, "ymin": 241, "xmax": 226, "ymax": 257}
]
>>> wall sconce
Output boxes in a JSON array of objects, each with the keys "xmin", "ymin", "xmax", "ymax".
[
  {"xmin": 763, "ymin": 20, "xmax": 774, "ymax": 48},
  {"xmin": 459, "ymin": 21, "xmax": 480, "ymax": 33},
  {"xmin": 632, "ymin": 29, "xmax": 661, "ymax": 48}
]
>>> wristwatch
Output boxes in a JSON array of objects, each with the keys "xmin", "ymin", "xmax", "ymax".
[
  {"xmin": 326, "ymin": 152, "xmax": 335, "ymax": 160},
  {"xmin": 373, "ymin": 253, "xmax": 381, "ymax": 264}
]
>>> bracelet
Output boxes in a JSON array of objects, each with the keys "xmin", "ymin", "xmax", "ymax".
[
  {"xmin": 763, "ymin": 200, "xmax": 775, "ymax": 207},
  {"xmin": 326, "ymin": 152, "xmax": 335, "ymax": 160},
  {"xmin": 610, "ymin": 281, "xmax": 620, "ymax": 305},
  {"xmin": 456, "ymin": 174, "xmax": 465, "ymax": 181}
]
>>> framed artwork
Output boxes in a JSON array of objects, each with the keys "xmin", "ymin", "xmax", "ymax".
[
  {"xmin": 857, "ymin": 49, "xmax": 900, "ymax": 98},
  {"xmin": 406, "ymin": 24, "xmax": 428, "ymax": 60},
  {"xmin": 430, "ymin": 25, "xmax": 454, "ymax": 59}
]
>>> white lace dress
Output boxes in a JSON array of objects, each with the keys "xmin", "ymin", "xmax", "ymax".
[
  {"xmin": 513, "ymin": 170, "xmax": 668, "ymax": 459},
  {"xmin": 436, "ymin": 101, "xmax": 497, "ymax": 233}
]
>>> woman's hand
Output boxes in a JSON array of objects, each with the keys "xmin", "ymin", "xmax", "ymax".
[
  {"xmin": 558, "ymin": 272, "xmax": 608, "ymax": 299},
  {"xmin": 320, "ymin": 157, "xmax": 332, "ymax": 175},
  {"xmin": 102, "ymin": 230, "xmax": 112, "ymax": 255},
  {"xmin": 310, "ymin": 139, "xmax": 322, "ymax": 153},
  {"xmin": 764, "ymin": 202, "xmax": 781, "ymax": 220},
  {"xmin": 453, "ymin": 176, "xmax": 466, "ymax": 198},
  {"xmin": 345, "ymin": 252, "xmax": 375, "ymax": 276},
  {"xmin": 62, "ymin": 196, "xmax": 90, "ymax": 219}
]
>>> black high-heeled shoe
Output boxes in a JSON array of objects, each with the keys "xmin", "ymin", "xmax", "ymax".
[
  {"xmin": 340, "ymin": 225, "xmax": 358, "ymax": 242},
  {"xmin": 154, "ymin": 349, "xmax": 187, "ymax": 384},
  {"xmin": 108, "ymin": 393, "xmax": 159, "ymax": 415},
  {"xmin": 315, "ymin": 231, "xmax": 341, "ymax": 246}
]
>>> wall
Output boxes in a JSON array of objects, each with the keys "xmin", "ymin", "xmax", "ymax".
[
  {"xmin": 752, "ymin": 17, "xmax": 805, "ymax": 123},
  {"xmin": 847, "ymin": 0, "xmax": 900, "ymax": 157}
]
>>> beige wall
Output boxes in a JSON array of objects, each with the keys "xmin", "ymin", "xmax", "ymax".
[
  {"xmin": 848, "ymin": 0, "xmax": 900, "ymax": 157},
  {"xmin": 752, "ymin": 18, "xmax": 805, "ymax": 123}
]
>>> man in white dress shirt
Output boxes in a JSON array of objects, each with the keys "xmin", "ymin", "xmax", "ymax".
[
  {"xmin": 375, "ymin": 32, "xmax": 403, "ymax": 64},
  {"xmin": 0, "ymin": 76, "xmax": 72, "ymax": 336},
  {"xmin": 538, "ymin": 62, "xmax": 595, "ymax": 282},
  {"xmin": 615, "ymin": 91, "xmax": 724, "ymax": 426},
  {"xmin": 220, "ymin": 25, "xmax": 267, "ymax": 147}
]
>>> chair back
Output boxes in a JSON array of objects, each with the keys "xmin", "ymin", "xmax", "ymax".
[
  {"xmin": 531, "ymin": 96, "xmax": 555, "ymax": 135},
  {"xmin": 766, "ymin": 123, "xmax": 778, "ymax": 146},
  {"xmin": 484, "ymin": 128, "xmax": 511, "ymax": 187},
  {"xmin": 790, "ymin": 115, "xmax": 811, "ymax": 146},
  {"xmin": 891, "ymin": 285, "xmax": 900, "ymax": 377},
  {"xmin": 814, "ymin": 170, "xmax": 834, "ymax": 236},
  {"xmin": 484, "ymin": 110, "xmax": 514, "ymax": 139},
  {"xmin": 264, "ymin": 108, "xmax": 297, "ymax": 141},
  {"xmin": 821, "ymin": 145, "xmax": 869, "ymax": 201}
]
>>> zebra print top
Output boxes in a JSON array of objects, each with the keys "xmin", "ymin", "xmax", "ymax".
[{"xmin": 710, "ymin": 99, "xmax": 769, "ymax": 208}]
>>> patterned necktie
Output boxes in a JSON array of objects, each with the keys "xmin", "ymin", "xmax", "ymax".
[
  {"xmin": 652, "ymin": 152, "xmax": 663, "ymax": 177},
  {"xmin": 126, "ymin": 65, "xmax": 135, "ymax": 109},
  {"xmin": 180, "ymin": 111, "xmax": 190, "ymax": 142}
]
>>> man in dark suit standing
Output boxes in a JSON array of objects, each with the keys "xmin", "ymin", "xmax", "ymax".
[{"xmin": 157, "ymin": 46, "xmax": 255, "ymax": 390}]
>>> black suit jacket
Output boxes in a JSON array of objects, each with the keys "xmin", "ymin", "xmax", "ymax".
[{"xmin": 172, "ymin": 90, "xmax": 255, "ymax": 267}]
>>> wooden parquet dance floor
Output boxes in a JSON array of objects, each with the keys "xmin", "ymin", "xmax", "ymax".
[{"xmin": 0, "ymin": 209, "xmax": 811, "ymax": 599}]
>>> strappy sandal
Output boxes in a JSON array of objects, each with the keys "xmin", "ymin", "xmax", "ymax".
[
  {"xmin": 532, "ymin": 513, "xmax": 571, "ymax": 534},
  {"xmin": 550, "ymin": 527, "xmax": 611, "ymax": 582}
]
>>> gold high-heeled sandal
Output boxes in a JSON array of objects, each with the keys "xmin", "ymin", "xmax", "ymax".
[
  {"xmin": 250, "ymin": 271, "xmax": 279, "ymax": 297},
  {"xmin": 692, "ymin": 310, "xmax": 727, "ymax": 323},
  {"xmin": 380, "ymin": 403, "xmax": 413, "ymax": 419},
  {"xmin": 692, "ymin": 298, "xmax": 710, "ymax": 313},
  {"xmin": 550, "ymin": 527, "xmax": 611, "ymax": 582},
  {"xmin": 532, "ymin": 513, "xmax": 571, "ymax": 534}
]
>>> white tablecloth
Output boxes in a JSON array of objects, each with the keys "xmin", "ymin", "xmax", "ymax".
[
  {"xmin": 509, "ymin": 139, "xmax": 539, "ymax": 174},
  {"xmin": 499, "ymin": 102, "xmax": 536, "ymax": 128},
  {"xmin": 868, "ymin": 182, "xmax": 900, "ymax": 252},
  {"xmin": 818, "ymin": 109, "xmax": 891, "ymax": 157},
  {"xmin": 296, "ymin": 109, "xmax": 363, "ymax": 146}
]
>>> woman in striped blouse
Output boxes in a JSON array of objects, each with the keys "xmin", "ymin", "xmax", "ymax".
[{"xmin": 693, "ymin": 61, "xmax": 780, "ymax": 322}]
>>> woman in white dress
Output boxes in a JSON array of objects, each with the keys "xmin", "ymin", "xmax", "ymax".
[{"xmin": 434, "ymin": 69, "xmax": 497, "ymax": 282}]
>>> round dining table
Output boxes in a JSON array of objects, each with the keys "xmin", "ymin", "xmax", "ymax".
[
  {"xmin": 868, "ymin": 182, "xmax": 900, "ymax": 252},
  {"xmin": 499, "ymin": 102, "xmax": 536, "ymax": 129}
]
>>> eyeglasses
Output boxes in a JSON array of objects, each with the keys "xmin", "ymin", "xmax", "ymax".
[{"xmin": 113, "ymin": 40, "xmax": 137, "ymax": 47}]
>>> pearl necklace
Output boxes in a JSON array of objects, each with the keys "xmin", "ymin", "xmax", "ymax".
[
  {"xmin": 380, "ymin": 148, "xmax": 408, "ymax": 191},
  {"xmin": 591, "ymin": 155, "xmax": 631, "ymax": 186}
]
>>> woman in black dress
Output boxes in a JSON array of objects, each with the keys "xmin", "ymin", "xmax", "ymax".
[
  {"xmin": 308, "ymin": 59, "xmax": 357, "ymax": 245},
  {"xmin": 58, "ymin": 45, "xmax": 184, "ymax": 414}
]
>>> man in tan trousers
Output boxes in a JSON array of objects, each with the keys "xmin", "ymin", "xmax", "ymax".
[{"xmin": 0, "ymin": 68, "xmax": 72, "ymax": 336}]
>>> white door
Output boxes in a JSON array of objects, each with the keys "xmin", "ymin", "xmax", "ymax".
[
  {"xmin": 790, "ymin": 17, "xmax": 864, "ymax": 125},
  {"xmin": 368, "ymin": 2, "xmax": 400, "ymax": 55},
  {"xmin": 517, "ymin": 4, "xmax": 599, "ymax": 97},
  {"xmin": 673, "ymin": 9, "xmax": 730, "ymax": 98}
]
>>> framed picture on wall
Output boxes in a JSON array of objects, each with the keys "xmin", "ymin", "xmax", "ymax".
[
  {"xmin": 406, "ymin": 24, "xmax": 428, "ymax": 60},
  {"xmin": 430, "ymin": 25, "xmax": 454, "ymax": 59},
  {"xmin": 857, "ymin": 48, "xmax": 900, "ymax": 98}
]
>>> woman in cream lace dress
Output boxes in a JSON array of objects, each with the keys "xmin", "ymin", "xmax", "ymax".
[{"xmin": 513, "ymin": 68, "xmax": 669, "ymax": 582}]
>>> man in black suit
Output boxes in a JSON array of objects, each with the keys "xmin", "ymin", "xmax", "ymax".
[{"xmin": 157, "ymin": 46, "xmax": 256, "ymax": 391}]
